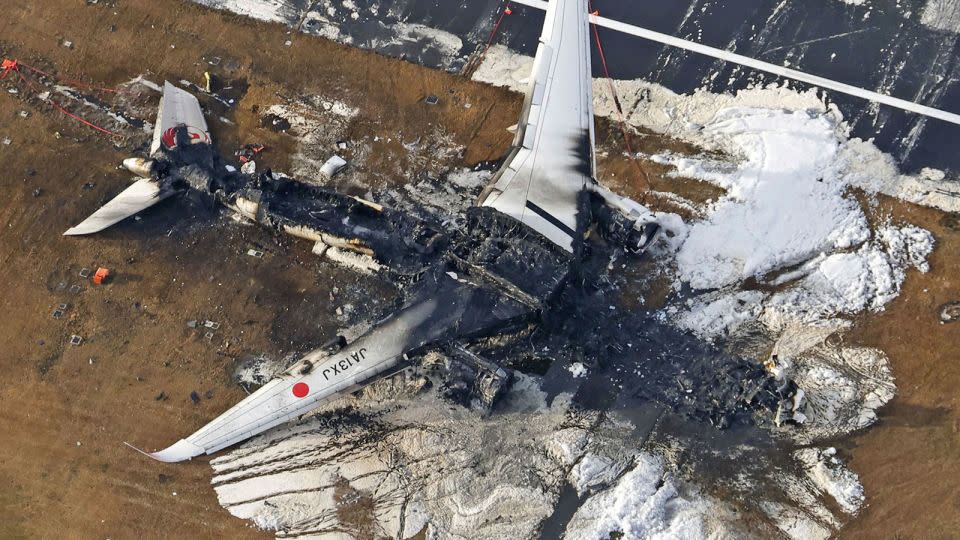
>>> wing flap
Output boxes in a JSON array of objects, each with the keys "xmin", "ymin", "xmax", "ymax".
[{"xmin": 63, "ymin": 178, "xmax": 169, "ymax": 236}]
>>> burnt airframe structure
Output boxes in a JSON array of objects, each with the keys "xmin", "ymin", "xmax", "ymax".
[{"xmin": 66, "ymin": 0, "xmax": 797, "ymax": 462}]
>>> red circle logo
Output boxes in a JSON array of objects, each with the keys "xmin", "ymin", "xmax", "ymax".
[
  {"xmin": 292, "ymin": 382, "xmax": 310, "ymax": 398},
  {"xmin": 161, "ymin": 126, "xmax": 210, "ymax": 150}
]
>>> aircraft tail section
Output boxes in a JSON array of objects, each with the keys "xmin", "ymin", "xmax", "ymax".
[{"xmin": 151, "ymin": 81, "xmax": 211, "ymax": 157}]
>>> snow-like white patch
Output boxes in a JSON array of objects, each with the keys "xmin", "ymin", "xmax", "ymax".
[
  {"xmin": 570, "ymin": 453, "xmax": 615, "ymax": 493},
  {"xmin": 193, "ymin": 0, "xmax": 296, "ymax": 24},
  {"xmin": 763, "ymin": 224, "xmax": 934, "ymax": 326},
  {"xmin": 795, "ymin": 448, "xmax": 865, "ymax": 514},
  {"xmin": 363, "ymin": 22, "xmax": 465, "ymax": 66},
  {"xmin": 392, "ymin": 22, "xmax": 464, "ymax": 60},
  {"xmin": 472, "ymin": 45, "xmax": 534, "ymax": 90},
  {"xmin": 921, "ymin": 0, "xmax": 960, "ymax": 33},
  {"xmin": 669, "ymin": 108, "xmax": 870, "ymax": 290},
  {"xmin": 674, "ymin": 290, "xmax": 766, "ymax": 341},
  {"xmin": 564, "ymin": 453, "xmax": 716, "ymax": 539},
  {"xmin": 446, "ymin": 167, "xmax": 491, "ymax": 190},
  {"xmin": 840, "ymin": 139, "xmax": 960, "ymax": 212},
  {"xmin": 761, "ymin": 502, "xmax": 832, "ymax": 540},
  {"xmin": 192, "ymin": 0, "xmax": 467, "ymax": 66},
  {"xmin": 499, "ymin": 372, "xmax": 549, "ymax": 413},
  {"xmin": 793, "ymin": 351, "xmax": 894, "ymax": 441},
  {"xmin": 566, "ymin": 362, "xmax": 588, "ymax": 378},
  {"xmin": 656, "ymin": 108, "xmax": 935, "ymax": 337}
]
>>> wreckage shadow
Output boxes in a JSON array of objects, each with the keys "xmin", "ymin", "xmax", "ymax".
[
  {"xmin": 106, "ymin": 272, "xmax": 143, "ymax": 285},
  {"xmin": 878, "ymin": 401, "xmax": 952, "ymax": 429}
]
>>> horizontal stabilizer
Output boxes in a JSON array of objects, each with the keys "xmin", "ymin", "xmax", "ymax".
[{"xmin": 63, "ymin": 178, "xmax": 169, "ymax": 236}]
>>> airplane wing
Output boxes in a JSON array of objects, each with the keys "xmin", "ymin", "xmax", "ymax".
[
  {"xmin": 150, "ymin": 81, "xmax": 211, "ymax": 156},
  {"xmin": 63, "ymin": 178, "xmax": 170, "ymax": 236},
  {"xmin": 142, "ymin": 295, "xmax": 443, "ymax": 462},
  {"xmin": 478, "ymin": 0, "xmax": 594, "ymax": 252}
]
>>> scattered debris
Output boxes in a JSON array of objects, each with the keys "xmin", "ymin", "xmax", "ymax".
[
  {"xmin": 240, "ymin": 160, "xmax": 256, "ymax": 175},
  {"xmin": 235, "ymin": 143, "xmax": 265, "ymax": 163},
  {"xmin": 261, "ymin": 113, "xmax": 291, "ymax": 132},
  {"xmin": 940, "ymin": 301, "xmax": 960, "ymax": 323},
  {"xmin": 321, "ymin": 335, "xmax": 347, "ymax": 354},
  {"xmin": 93, "ymin": 267, "xmax": 110, "ymax": 285},
  {"xmin": 311, "ymin": 240, "xmax": 328, "ymax": 257},
  {"xmin": 319, "ymin": 155, "xmax": 347, "ymax": 179}
]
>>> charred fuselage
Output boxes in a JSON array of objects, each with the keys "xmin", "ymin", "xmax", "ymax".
[{"xmin": 144, "ymin": 131, "xmax": 795, "ymax": 437}]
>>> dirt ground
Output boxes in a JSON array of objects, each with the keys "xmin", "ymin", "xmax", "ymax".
[
  {"xmin": 0, "ymin": 0, "xmax": 958, "ymax": 539},
  {"xmin": 839, "ymin": 197, "xmax": 960, "ymax": 539}
]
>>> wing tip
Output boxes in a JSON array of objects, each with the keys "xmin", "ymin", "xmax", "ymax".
[{"xmin": 124, "ymin": 439, "xmax": 204, "ymax": 463}]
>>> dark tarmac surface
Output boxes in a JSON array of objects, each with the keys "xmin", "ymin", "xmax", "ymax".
[{"xmin": 227, "ymin": 0, "xmax": 960, "ymax": 173}]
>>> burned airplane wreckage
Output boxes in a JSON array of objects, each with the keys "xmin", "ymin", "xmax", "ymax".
[{"xmin": 65, "ymin": 0, "xmax": 802, "ymax": 462}]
